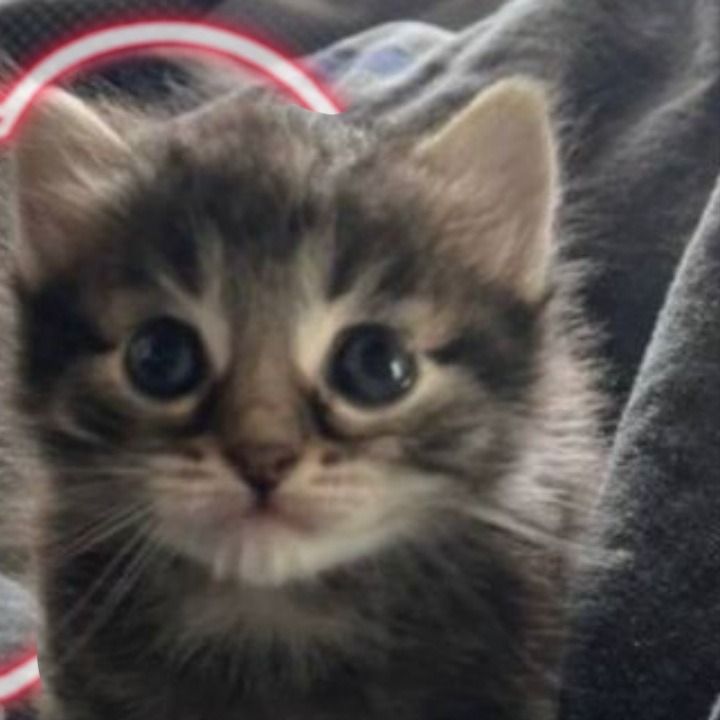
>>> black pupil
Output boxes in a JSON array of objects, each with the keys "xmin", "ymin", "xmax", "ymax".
[
  {"xmin": 126, "ymin": 318, "xmax": 205, "ymax": 400},
  {"xmin": 330, "ymin": 324, "xmax": 416, "ymax": 407}
]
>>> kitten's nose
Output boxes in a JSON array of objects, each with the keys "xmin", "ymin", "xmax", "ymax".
[{"xmin": 228, "ymin": 443, "xmax": 299, "ymax": 498}]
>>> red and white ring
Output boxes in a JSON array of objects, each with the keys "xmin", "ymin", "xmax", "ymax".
[{"xmin": 0, "ymin": 649, "xmax": 41, "ymax": 707}]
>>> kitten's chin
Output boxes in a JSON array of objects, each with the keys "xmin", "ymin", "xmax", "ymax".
[{"xmin": 155, "ymin": 499, "xmax": 405, "ymax": 588}]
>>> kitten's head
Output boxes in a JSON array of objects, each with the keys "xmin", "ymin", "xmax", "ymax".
[{"xmin": 10, "ymin": 79, "xmax": 558, "ymax": 588}]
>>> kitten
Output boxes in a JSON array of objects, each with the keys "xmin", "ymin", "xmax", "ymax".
[{"xmin": 4, "ymin": 77, "xmax": 604, "ymax": 720}]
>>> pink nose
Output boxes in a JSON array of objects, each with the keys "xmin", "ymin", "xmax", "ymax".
[{"xmin": 227, "ymin": 443, "xmax": 299, "ymax": 498}]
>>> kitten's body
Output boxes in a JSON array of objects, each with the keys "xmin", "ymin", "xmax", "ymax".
[{"xmin": 2, "ymin": 80, "xmax": 604, "ymax": 719}]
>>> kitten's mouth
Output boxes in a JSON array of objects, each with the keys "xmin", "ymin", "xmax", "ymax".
[
  {"xmin": 240, "ymin": 500, "xmax": 320, "ymax": 534},
  {"xmin": 156, "ymin": 484, "xmax": 380, "ymax": 586},
  {"xmin": 188, "ymin": 491, "xmax": 326, "ymax": 539},
  {"xmin": 163, "ymin": 495, "xmax": 343, "ymax": 587}
]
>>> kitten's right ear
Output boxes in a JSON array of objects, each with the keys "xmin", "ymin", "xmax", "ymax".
[{"xmin": 11, "ymin": 88, "xmax": 130, "ymax": 287}]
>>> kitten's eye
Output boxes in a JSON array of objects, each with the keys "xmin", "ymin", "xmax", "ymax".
[
  {"xmin": 125, "ymin": 317, "xmax": 206, "ymax": 400},
  {"xmin": 329, "ymin": 323, "xmax": 417, "ymax": 407}
]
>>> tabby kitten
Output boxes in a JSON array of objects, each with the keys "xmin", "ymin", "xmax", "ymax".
[{"xmin": 5, "ymin": 77, "xmax": 603, "ymax": 720}]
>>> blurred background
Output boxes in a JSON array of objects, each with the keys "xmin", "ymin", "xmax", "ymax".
[{"xmin": 0, "ymin": 0, "xmax": 504, "ymax": 60}]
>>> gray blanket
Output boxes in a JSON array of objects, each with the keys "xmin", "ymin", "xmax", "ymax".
[{"xmin": 2, "ymin": 0, "xmax": 720, "ymax": 718}]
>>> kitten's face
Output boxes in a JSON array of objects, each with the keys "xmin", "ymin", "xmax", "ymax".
[{"xmin": 12, "ymin": 82, "xmax": 556, "ymax": 588}]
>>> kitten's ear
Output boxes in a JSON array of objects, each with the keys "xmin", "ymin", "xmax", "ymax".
[
  {"xmin": 11, "ymin": 88, "xmax": 130, "ymax": 286},
  {"xmin": 416, "ymin": 78, "xmax": 558, "ymax": 303}
]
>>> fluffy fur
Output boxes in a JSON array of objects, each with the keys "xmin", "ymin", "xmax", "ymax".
[{"xmin": 2, "ymin": 78, "xmax": 604, "ymax": 720}]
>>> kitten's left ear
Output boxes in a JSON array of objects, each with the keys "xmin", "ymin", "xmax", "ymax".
[
  {"xmin": 11, "ymin": 88, "xmax": 131, "ymax": 287},
  {"xmin": 416, "ymin": 78, "xmax": 558, "ymax": 303}
]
